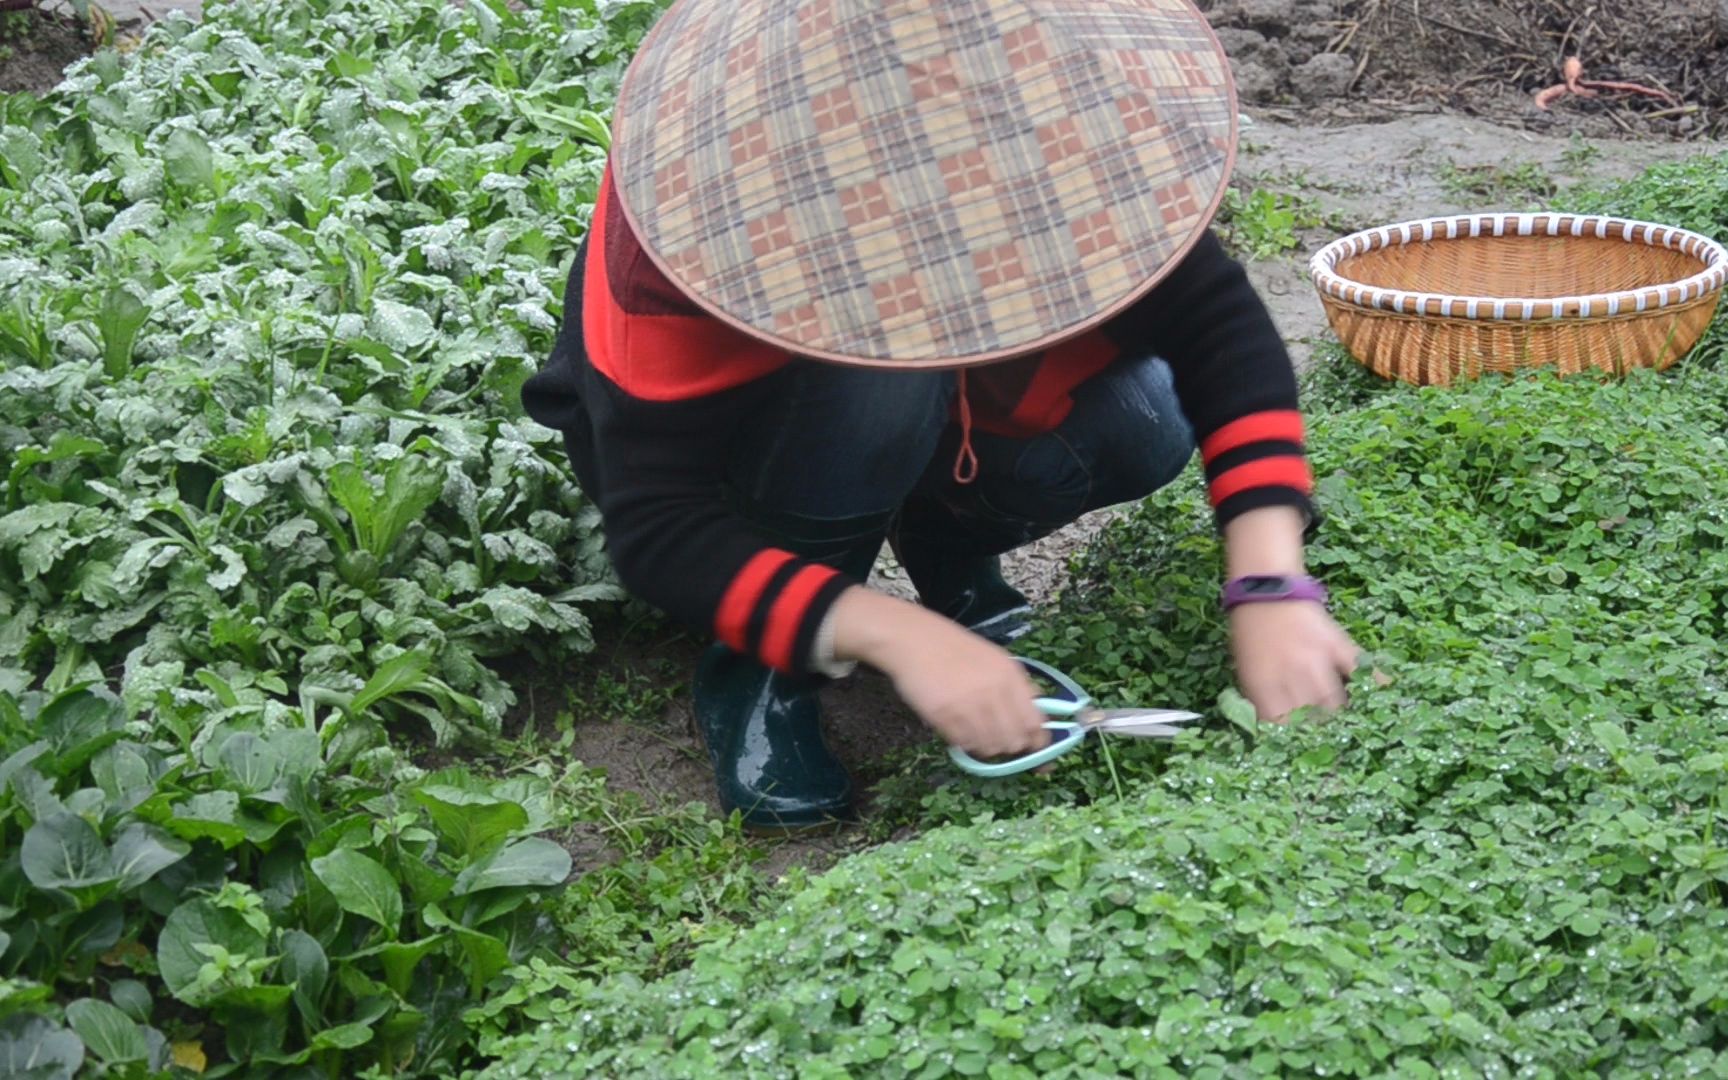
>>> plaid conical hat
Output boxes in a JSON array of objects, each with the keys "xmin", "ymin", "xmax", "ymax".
[{"xmin": 610, "ymin": 0, "xmax": 1238, "ymax": 367}]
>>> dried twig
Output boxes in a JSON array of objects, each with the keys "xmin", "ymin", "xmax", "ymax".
[
  {"xmin": 1414, "ymin": 9, "xmax": 1522, "ymax": 50},
  {"xmin": 1642, "ymin": 104, "xmax": 1701, "ymax": 121},
  {"xmin": 1351, "ymin": 45, "xmax": 1374, "ymax": 89}
]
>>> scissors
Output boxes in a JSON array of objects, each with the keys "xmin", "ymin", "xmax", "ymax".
[{"xmin": 948, "ymin": 657, "xmax": 1203, "ymax": 777}]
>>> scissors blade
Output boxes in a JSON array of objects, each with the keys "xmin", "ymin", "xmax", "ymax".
[{"xmin": 1085, "ymin": 707, "xmax": 1203, "ymax": 738}]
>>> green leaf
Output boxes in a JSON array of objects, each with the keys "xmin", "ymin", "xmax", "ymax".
[
  {"xmin": 369, "ymin": 298, "xmax": 436, "ymax": 353},
  {"xmin": 21, "ymin": 812, "xmax": 118, "ymax": 890},
  {"xmin": 330, "ymin": 51, "xmax": 375, "ymax": 79},
  {"xmin": 107, "ymin": 980, "xmax": 152, "ymax": 1024},
  {"xmin": 412, "ymin": 784, "xmax": 528, "ymax": 858},
  {"xmin": 1590, "ymin": 721, "xmax": 1631, "ymax": 756},
  {"xmin": 0, "ymin": 741, "xmax": 49, "ymax": 796},
  {"xmin": 163, "ymin": 128, "xmax": 215, "ymax": 191},
  {"xmin": 1218, "ymin": 688, "xmax": 1259, "ymax": 735},
  {"xmin": 157, "ymin": 899, "xmax": 269, "ymax": 1008},
  {"xmin": 337, "ymin": 454, "xmax": 443, "ymax": 559},
  {"xmin": 342, "ymin": 935, "xmax": 446, "ymax": 998},
  {"xmin": 310, "ymin": 849, "xmax": 403, "ymax": 935},
  {"xmin": 396, "ymin": 849, "xmax": 456, "ymax": 906},
  {"xmin": 450, "ymin": 838, "xmax": 571, "ymax": 896},
  {"xmin": 279, "ymin": 930, "xmax": 328, "ymax": 1026},
  {"xmin": 39, "ymin": 686, "xmax": 126, "ymax": 776},
  {"xmin": 0, "ymin": 1014, "xmax": 84, "ymax": 1080},
  {"xmin": 210, "ymin": 984, "xmax": 294, "ymax": 1014},
  {"xmin": 348, "ymin": 649, "xmax": 436, "ymax": 718},
  {"xmin": 368, "ymin": 298, "xmax": 435, "ymax": 354},
  {"xmin": 166, "ymin": 790, "xmax": 248, "ymax": 848},
  {"xmin": 90, "ymin": 744, "xmax": 154, "ymax": 812},
  {"xmin": 423, "ymin": 903, "xmax": 509, "ymax": 995},
  {"xmin": 65, "ymin": 998, "xmax": 148, "ymax": 1064},
  {"xmin": 217, "ymin": 732, "xmax": 281, "ymax": 794},
  {"xmin": 109, "ymin": 823, "xmax": 190, "ymax": 891},
  {"xmin": 310, "ymin": 1021, "xmax": 376, "ymax": 1051},
  {"xmin": 97, "ymin": 285, "xmax": 151, "ymax": 380}
]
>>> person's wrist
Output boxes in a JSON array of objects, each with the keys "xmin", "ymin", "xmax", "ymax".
[
  {"xmin": 829, "ymin": 586, "xmax": 933, "ymax": 672},
  {"xmin": 1222, "ymin": 505, "xmax": 1307, "ymax": 578},
  {"xmin": 1221, "ymin": 573, "xmax": 1329, "ymax": 612}
]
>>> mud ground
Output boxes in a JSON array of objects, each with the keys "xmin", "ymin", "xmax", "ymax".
[{"xmin": 0, "ymin": 7, "xmax": 90, "ymax": 95}]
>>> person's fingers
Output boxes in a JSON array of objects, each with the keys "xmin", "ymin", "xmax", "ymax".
[
  {"xmin": 1305, "ymin": 662, "xmax": 1348, "ymax": 712},
  {"xmin": 1335, "ymin": 640, "xmax": 1363, "ymax": 678},
  {"xmin": 1007, "ymin": 688, "xmax": 1045, "ymax": 755},
  {"xmin": 1250, "ymin": 683, "xmax": 1289, "ymax": 724},
  {"xmin": 1302, "ymin": 659, "xmax": 1338, "ymax": 707}
]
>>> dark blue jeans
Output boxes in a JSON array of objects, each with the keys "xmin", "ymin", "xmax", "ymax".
[{"xmin": 726, "ymin": 352, "xmax": 1196, "ymax": 552}]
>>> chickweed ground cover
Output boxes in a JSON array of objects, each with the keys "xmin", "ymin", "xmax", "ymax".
[{"xmin": 486, "ymin": 157, "xmax": 1728, "ymax": 1077}]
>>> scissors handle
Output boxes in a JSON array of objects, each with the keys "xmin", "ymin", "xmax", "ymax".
[
  {"xmin": 948, "ymin": 721, "xmax": 1085, "ymax": 777},
  {"xmin": 946, "ymin": 657, "xmax": 1094, "ymax": 777}
]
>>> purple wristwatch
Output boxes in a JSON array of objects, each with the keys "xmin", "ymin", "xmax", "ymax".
[{"xmin": 1221, "ymin": 574, "xmax": 1329, "ymax": 612}]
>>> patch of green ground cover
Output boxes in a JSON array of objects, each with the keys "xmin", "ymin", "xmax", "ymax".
[
  {"xmin": 0, "ymin": 0, "xmax": 666, "ymax": 729},
  {"xmin": 483, "ymin": 157, "xmax": 1728, "ymax": 1076},
  {"xmin": 484, "ymin": 362, "xmax": 1728, "ymax": 1080}
]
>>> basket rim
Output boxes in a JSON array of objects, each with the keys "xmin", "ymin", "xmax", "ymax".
[{"xmin": 1308, "ymin": 212, "xmax": 1728, "ymax": 322}]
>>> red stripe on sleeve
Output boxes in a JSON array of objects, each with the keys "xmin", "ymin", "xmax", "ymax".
[
  {"xmin": 759, "ymin": 565, "xmax": 841, "ymax": 672},
  {"xmin": 1208, "ymin": 456, "xmax": 1314, "ymax": 505},
  {"xmin": 1200, "ymin": 410, "xmax": 1305, "ymax": 463},
  {"xmin": 714, "ymin": 550, "xmax": 797, "ymax": 653}
]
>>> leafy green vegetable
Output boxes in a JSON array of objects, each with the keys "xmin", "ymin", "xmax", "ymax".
[
  {"xmin": 21, "ymin": 813, "xmax": 118, "ymax": 891},
  {"xmin": 310, "ymin": 850, "xmax": 403, "ymax": 935},
  {"xmin": 0, "ymin": 0, "xmax": 663, "ymax": 1071},
  {"xmin": 487, "ymin": 355, "xmax": 1728, "ymax": 1077},
  {"xmin": 0, "ymin": 1014, "xmax": 85, "ymax": 1080},
  {"xmin": 0, "ymin": 0, "xmax": 632, "ymax": 729},
  {"xmin": 63, "ymin": 998, "xmax": 152, "ymax": 1066}
]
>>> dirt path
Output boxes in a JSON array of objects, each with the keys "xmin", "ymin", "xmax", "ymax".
[{"xmin": 93, "ymin": 0, "xmax": 200, "ymax": 21}]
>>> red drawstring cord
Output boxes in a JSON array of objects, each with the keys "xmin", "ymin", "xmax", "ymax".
[{"xmin": 953, "ymin": 368, "xmax": 979, "ymax": 485}]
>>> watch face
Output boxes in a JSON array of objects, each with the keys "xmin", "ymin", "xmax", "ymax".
[{"xmin": 1240, "ymin": 576, "xmax": 1291, "ymax": 595}]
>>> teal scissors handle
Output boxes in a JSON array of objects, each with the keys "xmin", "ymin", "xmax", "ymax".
[{"xmin": 948, "ymin": 658, "xmax": 1095, "ymax": 778}]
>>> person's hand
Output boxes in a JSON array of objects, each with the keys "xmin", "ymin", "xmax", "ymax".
[
  {"xmin": 1229, "ymin": 601, "xmax": 1360, "ymax": 722},
  {"xmin": 828, "ymin": 588, "xmax": 1048, "ymax": 759}
]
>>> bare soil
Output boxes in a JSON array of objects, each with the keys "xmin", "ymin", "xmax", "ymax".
[
  {"xmin": 1202, "ymin": 0, "xmax": 1728, "ymax": 140},
  {"xmin": 0, "ymin": 7, "xmax": 89, "ymax": 94}
]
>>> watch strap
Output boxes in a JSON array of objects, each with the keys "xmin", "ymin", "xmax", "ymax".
[{"xmin": 1221, "ymin": 574, "xmax": 1329, "ymax": 611}]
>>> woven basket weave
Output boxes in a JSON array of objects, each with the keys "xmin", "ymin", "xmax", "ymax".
[{"xmin": 1309, "ymin": 213, "xmax": 1728, "ymax": 386}]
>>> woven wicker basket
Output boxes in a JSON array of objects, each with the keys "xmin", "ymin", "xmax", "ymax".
[{"xmin": 1309, "ymin": 213, "xmax": 1728, "ymax": 386}]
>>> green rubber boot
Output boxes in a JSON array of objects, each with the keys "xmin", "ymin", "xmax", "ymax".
[
  {"xmin": 691, "ymin": 510, "xmax": 888, "ymax": 833},
  {"xmin": 887, "ymin": 496, "xmax": 1033, "ymax": 646}
]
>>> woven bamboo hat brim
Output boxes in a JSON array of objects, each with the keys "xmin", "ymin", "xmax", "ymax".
[{"xmin": 609, "ymin": 0, "xmax": 1238, "ymax": 368}]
